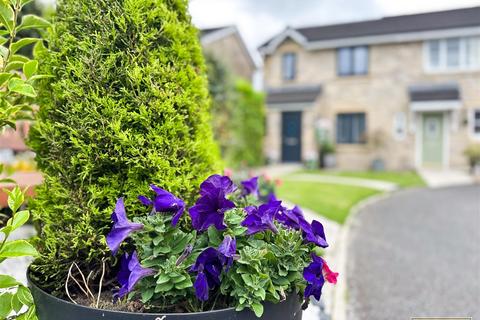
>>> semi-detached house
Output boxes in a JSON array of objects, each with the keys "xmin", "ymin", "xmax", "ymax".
[{"xmin": 260, "ymin": 7, "xmax": 480, "ymax": 170}]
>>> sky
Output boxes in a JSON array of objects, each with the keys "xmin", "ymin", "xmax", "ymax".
[
  {"xmin": 189, "ymin": 0, "xmax": 480, "ymax": 54},
  {"xmin": 38, "ymin": 0, "xmax": 480, "ymax": 61}
]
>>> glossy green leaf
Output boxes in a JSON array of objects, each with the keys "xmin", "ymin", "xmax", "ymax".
[
  {"xmin": 11, "ymin": 210, "xmax": 29, "ymax": 231},
  {"xmin": 5, "ymin": 60, "xmax": 24, "ymax": 72},
  {"xmin": 0, "ymin": 240, "xmax": 38, "ymax": 258},
  {"xmin": 7, "ymin": 78, "xmax": 36, "ymax": 97},
  {"xmin": 20, "ymin": 0, "xmax": 34, "ymax": 7},
  {"xmin": 17, "ymin": 14, "xmax": 50, "ymax": 31},
  {"xmin": 0, "ymin": 72, "xmax": 12, "ymax": 86},
  {"xmin": 0, "ymin": 224, "xmax": 12, "ymax": 235},
  {"xmin": 0, "ymin": 292, "xmax": 13, "ymax": 318},
  {"xmin": 11, "ymin": 38, "xmax": 39, "ymax": 54},
  {"xmin": 0, "ymin": 274, "xmax": 20, "ymax": 288},
  {"xmin": 26, "ymin": 305, "xmax": 37, "ymax": 319},
  {"xmin": 11, "ymin": 292, "xmax": 23, "ymax": 313},
  {"xmin": 0, "ymin": 2, "xmax": 14, "ymax": 32},
  {"xmin": 23, "ymin": 60, "xmax": 37, "ymax": 79},
  {"xmin": 7, "ymin": 186, "xmax": 24, "ymax": 213},
  {"xmin": 16, "ymin": 286, "xmax": 34, "ymax": 306},
  {"xmin": 0, "ymin": 45, "xmax": 8, "ymax": 58},
  {"xmin": 10, "ymin": 54, "xmax": 29, "ymax": 62}
]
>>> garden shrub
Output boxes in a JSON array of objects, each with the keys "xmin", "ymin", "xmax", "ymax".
[
  {"xmin": 205, "ymin": 52, "xmax": 235, "ymax": 158},
  {"xmin": 226, "ymin": 80, "xmax": 265, "ymax": 167},
  {"xmin": 205, "ymin": 53, "xmax": 266, "ymax": 169},
  {"xmin": 28, "ymin": 0, "xmax": 220, "ymax": 295}
]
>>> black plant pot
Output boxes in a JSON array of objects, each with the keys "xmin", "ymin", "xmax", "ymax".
[{"xmin": 28, "ymin": 273, "xmax": 303, "ymax": 320}]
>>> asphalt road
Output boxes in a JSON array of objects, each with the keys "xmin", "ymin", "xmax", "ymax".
[{"xmin": 346, "ymin": 185, "xmax": 480, "ymax": 320}]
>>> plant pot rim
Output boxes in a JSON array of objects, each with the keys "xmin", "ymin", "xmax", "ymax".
[{"xmin": 27, "ymin": 267, "xmax": 237, "ymax": 316}]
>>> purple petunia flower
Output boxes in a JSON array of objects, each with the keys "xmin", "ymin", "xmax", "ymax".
[
  {"xmin": 189, "ymin": 179, "xmax": 236, "ymax": 231},
  {"xmin": 241, "ymin": 176, "xmax": 259, "ymax": 197},
  {"xmin": 276, "ymin": 205, "xmax": 306, "ymax": 230},
  {"xmin": 241, "ymin": 201, "xmax": 281, "ymax": 235},
  {"xmin": 190, "ymin": 247, "xmax": 224, "ymax": 301},
  {"xmin": 267, "ymin": 192, "xmax": 279, "ymax": 203},
  {"xmin": 115, "ymin": 251, "xmax": 155, "ymax": 298},
  {"xmin": 106, "ymin": 198, "xmax": 144, "ymax": 255},
  {"xmin": 138, "ymin": 184, "xmax": 185, "ymax": 226},
  {"xmin": 218, "ymin": 235, "xmax": 236, "ymax": 269},
  {"xmin": 303, "ymin": 253, "xmax": 325, "ymax": 301},
  {"xmin": 300, "ymin": 220, "xmax": 329, "ymax": 248},
  {"xmin": 199, "ymin": 174, "xmax": 237, "ymax": 196}
]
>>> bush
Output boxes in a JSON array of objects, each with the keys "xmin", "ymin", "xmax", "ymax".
[
  {"xmin": 226, "ymin": 80, "xmax": 265, "ymax": 168},
  {"xmin": 28, "ymin": 0, "xmax": 220, "ymax": 294},
  {"xmin": 464, "ymin": 143, "xmax": 480, "ymax": 168},
  {"xmin": 205, "ymin": 53, "xmax": 235, "ymax": 158}
]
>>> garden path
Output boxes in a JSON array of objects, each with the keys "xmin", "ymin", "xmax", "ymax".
[{"xmin": 346, "ymin": 185, "xmax": 480, "ymax": 319}]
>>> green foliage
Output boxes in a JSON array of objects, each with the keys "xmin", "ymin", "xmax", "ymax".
[
  {"xmin": 226, "ymin": 80, "xmax": 265, "ymax": 168},
  {"xmin": 0, "ymin": 186, "xmax": 38, "ymax": 320},
  {"xmin": 28, "ymin": 0, "xmax": 220, "ymax": 294},
  {"xmin": 464, "ymin": 143, "xmax": 480, "ymax": 165},
  {"xmin": 223, "ymin": 228, "xmax": 309, "ymax": 317},
  {"xmin": 205, "ymin": 53, "xmax": 235, "ymax": 157},
  {"xmin": 205, "ymin": 55, "xmax": 265, "ymax": 168},
  {"xmin": 122, "ymin": 181, "xmax": 313, "ymax": 317},
  {"xmin": 0, "ymin": 0, "xmax": 50, "ymax": 129}
]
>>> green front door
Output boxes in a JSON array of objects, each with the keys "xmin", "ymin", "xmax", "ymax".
[{"xmin": 422, "ymin": 113, "xmax": 444, "ymax": 166}]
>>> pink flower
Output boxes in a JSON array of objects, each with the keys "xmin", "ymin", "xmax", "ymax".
[
  {"xmin": 322, "ymin": 259, "xmax": 339, "ymax": 284},
  {"xmin": 224, "ymin": 168, "xmax": 233, "ymax": 178}
]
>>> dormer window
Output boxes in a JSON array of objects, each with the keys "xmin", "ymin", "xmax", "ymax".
[{"xmin": 282, "ymin": 52, "xmax": 296, "ymax": 80}]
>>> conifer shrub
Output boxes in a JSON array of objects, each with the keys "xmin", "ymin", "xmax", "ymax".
[{"xmin": 28, "ymin": 0, "xmax": 220, "ymax": 294}]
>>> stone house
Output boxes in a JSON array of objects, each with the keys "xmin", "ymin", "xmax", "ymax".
[
  {"xmin": 260, "ymin": 7, "xmax": 480, "ymax": 170},
  {"xmin": 201, "ymin": 26, "xmax": 257, "ymax": 82}
]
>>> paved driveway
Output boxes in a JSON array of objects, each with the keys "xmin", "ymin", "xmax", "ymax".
[{"xmin": 347, "ymin": 185, "xmax": 480, "ymax": 320}]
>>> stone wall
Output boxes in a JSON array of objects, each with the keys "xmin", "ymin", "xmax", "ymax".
[{"xmin": 203, "ymin": 33, "xmax": 255, "ymax": 82}]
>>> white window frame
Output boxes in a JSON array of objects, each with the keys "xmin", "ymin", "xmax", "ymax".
[
  {"xmin": 470, "ymin": 109, "xmax": 480, "ymax": 140},
  {"xmin": 423, "ymin": 36, "xmax": 480, "ymax": 73}
]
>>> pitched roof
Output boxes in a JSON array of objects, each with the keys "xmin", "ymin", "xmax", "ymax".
[
  {"xmin": 260, "ymin": 6, "xmax": 480, "ymax": 50},
  {"xmin": 200, "ymin": 26, "xmax": 229, "ymax": 38},
  {"xmin": 267, "ymin": 85, "xmax": 322, "ymax": 104},
  {"xmin": 409, "ymin": 83, "xmax": 460, "ymax": 101},
  {"xmin": 298, "ymin": 7, "xmax": 480, "ymax": 42}
]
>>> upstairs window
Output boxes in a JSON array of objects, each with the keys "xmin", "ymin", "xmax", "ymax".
[
  {"xmin": 336, "ymin": 113, "xmax": 367, "ymax": 144},
  {"xmin": 337, "ymin": 46, "xmax": 369, "ymax": 76},
  {"xmin": 282, "ymin": 52, "xmax": 296, "ymax": 80},
  {"xmin": 425, "ymin": 37, "xmax": 480, "ymax": 72}
]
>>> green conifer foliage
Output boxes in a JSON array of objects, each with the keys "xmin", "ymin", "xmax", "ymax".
[{"xmin": 28, "ymin": 0, "xmax": 220, "ymax": 294}]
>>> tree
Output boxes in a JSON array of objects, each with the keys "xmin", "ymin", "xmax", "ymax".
[{"xmin": 28, "ymin": 0, "xmax": 220, "ymax": 294}]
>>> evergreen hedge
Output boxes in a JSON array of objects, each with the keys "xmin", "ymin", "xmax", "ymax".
[{"xmin": 28, "ymin": 0, "xmax": 220, "ymax": 294}]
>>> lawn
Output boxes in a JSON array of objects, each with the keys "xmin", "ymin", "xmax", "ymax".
[
  {"xmin": 276, "ymin": 180, "xmax": 380, "ymax": 224},
  {"xmin": 298, "ymin": 170, "xmax": 426, "ymax": 188}
]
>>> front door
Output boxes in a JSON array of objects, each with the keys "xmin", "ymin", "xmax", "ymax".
[
  {"xmin": 422, "ymin": 113, "xmax": 444, "ymax": 166},
  {"xmin": 282, "ymin": 111, "xmax": 302, "ymax": 162}
]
